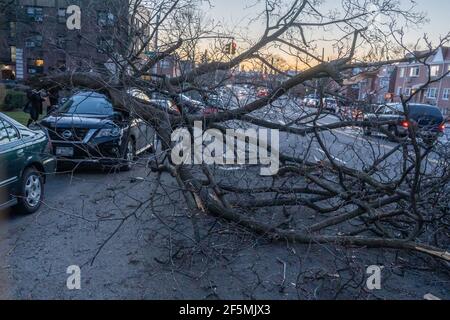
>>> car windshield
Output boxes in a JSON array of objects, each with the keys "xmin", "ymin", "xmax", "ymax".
[
  {"xmin": 409, "ymin": 104, "xmax": 443, "ymax": 120},
  {"xmin": 59, "ymin": 94, "xmax": 113, "ymax": 116}
]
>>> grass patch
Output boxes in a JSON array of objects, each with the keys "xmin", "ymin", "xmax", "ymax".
[{"xmin": 2, "ymin": 110, "xmax": 31, "ymax": 126}]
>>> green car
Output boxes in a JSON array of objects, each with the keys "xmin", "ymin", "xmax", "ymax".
[{"xmin": 0, "ymin": 112, "xmax": 56, "ymax": 214}]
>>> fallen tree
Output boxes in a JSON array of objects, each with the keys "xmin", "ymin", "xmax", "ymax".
[{"xmin": 28, "ymin": 0, "xmax": 450, "ymax": 265}]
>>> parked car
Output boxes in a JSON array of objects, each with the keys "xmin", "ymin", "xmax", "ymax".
[
  {"xmin": 363, "ymin": 103, "xmax": 445, "ymax": 143},
  {"xmin": 0, "ymin": 112, "xmax": 55, "ymax": 214},
  {"xmin": 40, "ymin": 91, "xmax": 157, "ymax": 170},
  {"xmin": 302, "ymin": 94, "xmax": 320, "ymax": 107},
  {"xmin": 323, "ymin": 98, "xmax": 338, "ymax": 113}
]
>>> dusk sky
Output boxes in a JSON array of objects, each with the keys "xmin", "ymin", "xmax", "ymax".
[
  {"xmin": 202, "ymin": 0, "xmax": 450, "ymax": 62},
  {"xmin": 204, "ymin": 0, "xmax": 449, "ymax": 38}
]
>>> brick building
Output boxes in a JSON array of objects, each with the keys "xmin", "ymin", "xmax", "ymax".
[
  {"xmin": 343, "ymin": 66, "xmax": 397, "ymax": 104},
  {"xmin": 0, "ymin": 0, "xmax": 131, "ymax": 81},
  {"xmin": 393, "ymin": 47, "xmax": 450, "ymax": 116}
]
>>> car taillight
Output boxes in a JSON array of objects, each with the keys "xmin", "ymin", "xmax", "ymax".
[
  {"xmin": 202, "ymin": 107, "xmax": 219, "ymax": 116},
  {"xmin": 169, "ymin": 104, "xmax": 181, "ymax": 114},
  {"xmin": 401, "ymin": 121, "xmax": 409, "ymax": 128}
]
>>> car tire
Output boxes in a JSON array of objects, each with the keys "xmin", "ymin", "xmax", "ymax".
[
  {"xmin": 122, "ymin": 138, "xmax": 136, "ymax": 171},
  {"xmin": 14, "ymin": 167, "xmax": 44, "ymax": 215}
]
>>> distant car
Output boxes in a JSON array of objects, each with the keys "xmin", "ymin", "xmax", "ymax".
[
  {"xmin": 307, "ymin": 98, "xmax": 320, "ymax": 108},
  {"xmin": 149, "ymin": 99, "xmax": 181, "ymax": 115},
  {"xmin": 256, "ymin": 88, "xmax": 269, "ymax": 98},
  {"xmin": 323, "ymin": 98, "xmax": 338, "ymax": 113},
  {"xmin": 363, "ymin": 103, "xmax": 445, "ymax": 143},
  {"xmin": 40, "ymin": 91, "xmax": 157, "ymax": 170},
  {"xmin": 0, "ymin": 112, "xmax": 55, "ymax": 214},
  {"xmin": 302, "ymin": 94, "xmax": 320, "ymax": 107}
]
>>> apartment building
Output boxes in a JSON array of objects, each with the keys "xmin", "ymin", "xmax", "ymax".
[
  {"xmin": 0, "ymin": 0, "xmax": 131, "ymax": 80},
  {"xmin": 394, "ymin": 47, "xmax": 450, "ymax": 116}
]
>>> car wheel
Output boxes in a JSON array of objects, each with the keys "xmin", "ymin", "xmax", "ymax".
[
  {"xmin": 14, "ymin": 167, "xmax": 44, "ymax": 214},
  {"xmin": 122, "ymin": 138, "xmax": 136, "ymax": 171}
]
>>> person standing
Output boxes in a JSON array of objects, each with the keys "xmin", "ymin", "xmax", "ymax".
[
  {"xmin": 25, "ymin": 89, "xmax": 45, "ymax": 127},
  {"xmin": 47, "ymin": 87, "xmax": 59, "ymax": 115}
]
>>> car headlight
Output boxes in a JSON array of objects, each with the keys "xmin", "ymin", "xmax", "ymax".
[{"xmin": 96, "ymin": 127, "xmax": 121, "ymax": 138}]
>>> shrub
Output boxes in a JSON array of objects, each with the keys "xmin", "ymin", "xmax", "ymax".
[{"xmin": 1, "ymin": 90, "xmax": 27, "ymax": 111}]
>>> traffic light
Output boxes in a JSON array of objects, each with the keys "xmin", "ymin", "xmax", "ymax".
[
  {"xmin": 231, "ymin": 41, "xmax": 237, "ymax": 55},
  {"xmin": 224, "ymin": 43, "xmax": 231, "ymax": 54},
  {"xmin": 224, "ymin": 41, "xmax": 237, "ymax": 55}
]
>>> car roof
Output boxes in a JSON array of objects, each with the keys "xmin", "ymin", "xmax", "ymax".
[{"xmin": 73, "ymin": 91, "xmax": 109, "ymax": 99}]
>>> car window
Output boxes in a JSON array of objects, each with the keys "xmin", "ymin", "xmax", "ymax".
[
  {"xmin": 376, "ymin": 106, "xmax": 386, "ymax": 114},
  {"xmin": 409, "ymin": 105, "xmax": 444, "ymax": 121},
  {"xmin": 3, "ymin": 120, "xmax": 20, "ymax": 142},
  {"xmin": 59, "ymin": 94, "xmax": 114, "ymax": 115},
  {"xmin": 0, "ymin": 120, "xmax": 9, "ymax": 145}
]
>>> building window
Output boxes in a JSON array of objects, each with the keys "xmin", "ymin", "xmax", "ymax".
[
  {"xmin": 58, "ymin": 8, "xmax": 67, "ymax": 23},
  {"xmin": 380, "ymin": 78, "xmax": 390, "ymax": 88},
  {"xmin": 399, "ymin": 68, "xmax": 405, "ymax": 78},
  {"xmin": 410, "ymin": 67, "xmax": 420, "ymax": 77},
  {"xmin": 97, "ymin": 11, "xmax": 115, "ymax": 27},
  {"xmin": 27, "ymin": 58, "xmax": 44, "ymax": 74},
  {"xmin": 9, "ymin": 22, "xmax": 16, "ymax": 38},
  {"xmin": 443, "ymin": 88, "xmax": 450, "ymax": 100},
  {"xmin": 10, "ymin": 46, "xmax": 16, "ymax": 63},
  {"xmin": 25, "ymin": 34, "xmax": 43, "ymax": 48},
  {"xmin": 447, "ymin": 65, "xmax": 450, "ymax": 76},
  {"xmin": 160, "ymin": 60, "xmax": 171, "ymax": 69},
  {"xmin": 430, "ymin": 65, "xmax": 440, "ymax": 77},
  {"xmin": 426, "ymin": 88, "xmax": 438, "ymax": 99},
  {"xmin": 57, "ymin": 36, "xmax": 66, "ymax": 49},
  {"xmin": 397, "ymin": 87, "xmax": 402, "ymax": 95},
  {"xmin": 26, "ymin": 7, "xmax": 44, "ymax": 22},
  {"xmin": 404, "ymin": 88, "xmax": 412, "ymax": 96}
]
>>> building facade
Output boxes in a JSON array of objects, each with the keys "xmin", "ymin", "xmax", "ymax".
[
  {"xmin": 343, "ymin": 66, "xmax": 397, "ymax": 104},
  {"xmin": 394, "ymin": 47, "xmax": 450, "ymax": 116},
  {"xmin": 0, "ymin": 0, "xmax": 130, "ymax": 81}
]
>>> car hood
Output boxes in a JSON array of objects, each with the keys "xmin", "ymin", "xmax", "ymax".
[{"xmin": 41, "ymin": 114, "xmax": 115, "ymax": 129}]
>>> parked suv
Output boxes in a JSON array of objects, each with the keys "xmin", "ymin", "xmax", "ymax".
[
  {"xmin": 40, "ymin": 91, "xmax": 156, "ymax": 170},
  {"xmin": 0, "ymin": 112, "xmax": 55, "ymax": 214},
  {"xmin": 363, "ymin": 103, "xmax": 445, "ymax": 143}
]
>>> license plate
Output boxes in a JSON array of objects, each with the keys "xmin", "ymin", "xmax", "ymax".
[{"xmin": 56, "ymin": 147, "xmax": 74, "ymax": 157}]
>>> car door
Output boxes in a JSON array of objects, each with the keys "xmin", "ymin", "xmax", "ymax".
[{"xmin": 0, "ymin": 118, "xmax": 23, "ymax": 207}]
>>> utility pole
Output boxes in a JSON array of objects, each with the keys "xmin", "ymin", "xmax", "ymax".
[{"xmin": 154, "ymin": 12, "xmax": 160, "ymax": 52}]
